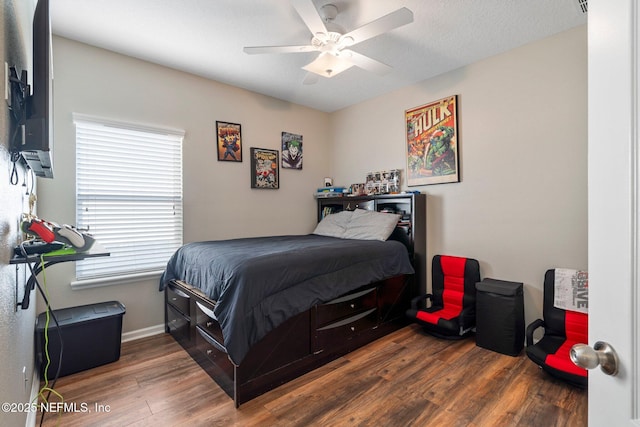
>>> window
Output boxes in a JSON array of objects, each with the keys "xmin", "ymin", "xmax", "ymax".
[{"xmin": 73, "ymin": 114, "xmax": 183, "ymax": 287}]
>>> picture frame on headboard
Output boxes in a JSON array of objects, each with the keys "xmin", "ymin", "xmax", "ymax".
[
  {"xmin": 216, "ymin": 121, "xmax": 242, "ymax": 162},
  {"xmin": 250, "ymin": 147, "xmax": 279, "ymax": 189},
  {"xmin": 405, "ymin": 95, "xmax": 459, "ymax": 186}
]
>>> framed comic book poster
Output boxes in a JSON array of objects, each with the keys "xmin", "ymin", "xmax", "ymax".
[
  {"xmin": 216, "ymin": 121, "xmax": 242, "ymax": 162},
  {"xmin": 281, "ymin": 132, "xmax": 303, "ymax": 169},
  {"xmin": 405, "ymin": 95, "xmax": 459, "ymax": 186},
  {"xmin": 250, "ymin": 147, "xmax": 279, "ymax": 189}
]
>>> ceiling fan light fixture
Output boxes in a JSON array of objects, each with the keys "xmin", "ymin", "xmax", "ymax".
[
  {"xmin": 303, "ymin": 52, "xmax": 353, "ymax": 77},
  {"xmin": 339, "ymin": 35, "xmax": 355, "ymax": 47}
]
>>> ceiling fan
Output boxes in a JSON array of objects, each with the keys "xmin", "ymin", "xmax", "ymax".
[{"xmin": 243, "ymin": 0, "xmax": 414, "ymax": 84}]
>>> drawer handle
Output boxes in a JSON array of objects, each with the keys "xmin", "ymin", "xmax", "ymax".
[
  {"xmin": 206, "ymin": 349, "xmax": 212, "ymax": 355},
  {"xmin": 196, "ymin": 326, "xmax": 228, "ymax": 353},
  {"xmin": 171, "ymin": 297, "xmax": 177, "ymax": 301},
  {"xmin": 350, "ymin": 303, "xmax": 355, "ymax": 309},
  {"xmin": 350, "ymin": 326, "xmax": 355, "ymax": 331},
  {"xmin": 196, "ymin": 301, "xmax": 218, "ymax": 320},
  {"xmin": 169, "ymin": 286, "xmax": 190, "ymax": 299},
  {"xmin": 206, "ymin": 321, "xmax": 213, "ymax": 327},
  {"xmin": 326, "ymin": 287, "xmax": 375, "ymax": 305},
  {"xmin": 317, "ymin": 308, "xmax": 376, "ymax": 331}
]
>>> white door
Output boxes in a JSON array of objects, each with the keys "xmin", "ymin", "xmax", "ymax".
[{"xmin": 588, "ymin": 0, "xmax": 639, "ymax": 424}]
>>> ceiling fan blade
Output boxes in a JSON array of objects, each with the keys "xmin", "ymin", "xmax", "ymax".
[
  {"xmin": 243, "ymin": 45, "xmax": 317, "ymax": 54},
  {"xmin": 340, "ymin": 49, "xmax": 392, "ymax": 75},
  {"xmin": 291, "ymin": 0, "xmax": 327, "ymax": 36},
  {"xmin": 302, "ymin": 52, "xmax": 354, "ymax": 78},
  {"xmin": 340, "ymin": 7, "xmax": 413, "ymax": 46}
]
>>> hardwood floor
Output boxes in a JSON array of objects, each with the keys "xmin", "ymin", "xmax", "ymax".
[{"xmin": 38, "ymin": 325, "xmax": 587, "ymax": 427}]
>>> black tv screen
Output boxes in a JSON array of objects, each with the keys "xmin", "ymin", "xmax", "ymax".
[{"xmin": 21, "ymin": 0, "xmax": 53, "ymax": 178}]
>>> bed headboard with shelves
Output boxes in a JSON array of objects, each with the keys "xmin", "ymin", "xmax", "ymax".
[{"xmin": 317, "ymin": 193, "xmax": 426, "ymax": 293}]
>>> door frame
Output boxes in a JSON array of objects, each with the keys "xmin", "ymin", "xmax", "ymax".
[{"xmin": 588, "ymin": 0, "xmax": 639, "ymax": 424}]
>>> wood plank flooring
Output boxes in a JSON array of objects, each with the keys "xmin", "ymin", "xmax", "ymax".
[{"xmin": 38, "ymin": 325, "xmax": 587, "ymax": 427}]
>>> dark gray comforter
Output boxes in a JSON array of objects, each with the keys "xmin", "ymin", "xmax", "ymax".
[{"xmin": 159, "ymin": 234, "xmax": 414, "ymax": 365}]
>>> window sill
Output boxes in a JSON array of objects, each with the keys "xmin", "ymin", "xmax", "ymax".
[{"xmin": 70, "ymin": 270, "xmax": 164, "ymax": 290}]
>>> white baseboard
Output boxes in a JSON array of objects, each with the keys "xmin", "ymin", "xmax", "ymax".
[
  {"xmin": 25, "ymin": 369, "xmax": 40, "ymax": 427},
  {"xmin": 121, "ymin": 324, "xmax": 165, "ymax": 343}
]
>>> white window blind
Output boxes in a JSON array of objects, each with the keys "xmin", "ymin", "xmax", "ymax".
[{"xmin": 74, "ymin": 115, "xmax": 184, "ymax": 281}]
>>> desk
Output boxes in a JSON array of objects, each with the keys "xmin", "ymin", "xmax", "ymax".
[{"xmin": 11, "ymin": 242, "xmax": 110, "ymax": 310}]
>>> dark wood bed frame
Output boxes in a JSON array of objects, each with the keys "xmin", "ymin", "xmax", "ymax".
[{"xmin": 164, "ymin": 194, "xmax": 426, "ymax": 407}]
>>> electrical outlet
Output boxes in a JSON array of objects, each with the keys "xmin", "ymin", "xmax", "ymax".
[{"xmin": 22, "ymin": 366, "xmax": 28, "ymax": 391}]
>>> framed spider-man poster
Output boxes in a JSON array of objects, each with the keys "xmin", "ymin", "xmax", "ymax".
[{"xmin": 250, "ymin": 147, "xmax": 279, "ymax": 189}]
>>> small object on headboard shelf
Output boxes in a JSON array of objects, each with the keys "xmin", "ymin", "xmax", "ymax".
[
  {"xmin": 315, "ymin": 186, "xmax": 346, "ymax": 198},
  {"xmin": 379, "ymin": 207, "xmax": 398, "ymax": 214},
  {"xmin": 365, "ymin": 169, "xmax": 402, "ymax": 194},
  {"xmin": 321, "ymin": 206, "xmax": 335, "ymax": 218},
  {"xmin": 349, "ymin": 183, "xmax": 366, "ymax": 196}
]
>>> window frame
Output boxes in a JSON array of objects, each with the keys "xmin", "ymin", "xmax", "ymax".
[{"xmin": 72, "ymin": 113, "xmax": 184, "ymax": 288}]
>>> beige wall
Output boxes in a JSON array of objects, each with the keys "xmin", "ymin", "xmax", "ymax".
[
  {"xmin": 330, "ymin": 26, "xmax": 588, "ymax": 327},
  {"xmin": 38, "ymin": 25, "xmax": 587, "ymax": 337},
  {"xmin": 37, "ymin": 37, "xmax": 332, "ymax": 334}
]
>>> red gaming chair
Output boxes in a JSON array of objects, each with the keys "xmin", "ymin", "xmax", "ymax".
[
  {"xmin": 406, "ymin": 255, "xmax": 481, "ymax": 339},
  {"xmin": 525, "ymin": 269, "xmax": 588, "ymax": 388}
]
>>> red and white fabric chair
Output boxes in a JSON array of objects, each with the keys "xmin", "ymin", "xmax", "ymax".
[
  {"xmin": 406, "ymin": 255, "xmax": 481, "ymax": 339},
  {"xmin": 525, "ymin": 269, "xmax": 588, "ymax": 388}
]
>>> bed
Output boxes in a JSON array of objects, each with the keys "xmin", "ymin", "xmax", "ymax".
[{"xmin": 160, "ymin": 194, "xmax": 426, "ymax": 407}]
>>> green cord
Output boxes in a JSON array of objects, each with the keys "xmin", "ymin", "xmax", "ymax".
[{"xmin": 32, "ymin": 255, "xmax": 64, "ymax": 417}]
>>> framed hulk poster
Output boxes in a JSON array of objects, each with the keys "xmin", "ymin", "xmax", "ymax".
[{"xmin": 405, "ymin": 95, "xmax": 459, "ymax": 186}]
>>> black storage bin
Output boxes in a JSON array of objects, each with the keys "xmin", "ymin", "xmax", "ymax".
[
  {"xmin": 36, "ymin": 301, "xmax": 126, "ymax": 380},
  {"xmin": 475, "ymin": 279, "xmax": 524, "ymax": 356}
]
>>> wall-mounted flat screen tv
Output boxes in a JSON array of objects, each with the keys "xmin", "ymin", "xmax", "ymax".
[{"xmin": 15, "ymin": 0, "xmax": 53, "ymax": 178}]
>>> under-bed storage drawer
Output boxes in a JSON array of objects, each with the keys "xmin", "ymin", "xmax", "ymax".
[
  {"xmin": 195, "ymin": 301, "xmax": 225, "ymax": 345},
  {"xmin": 167, "ymin": 304, "xmax": 191, "ymax": 345},
  {"xmin": 314, "ymin": 287, "xmax": 377, "ymax": 327},
  {"xmin": 313, "ymin": 308, "xmax": 378, "ymax": 351},
  {"xmin": 196, "ymin": 325, "xmax": 228, "ymax": 357},
  {"xmin": 195, "ymin": 326, "xmax": 235, "ymax": 398},
  {"xmin": 166, "ymin": 283, "xmax": 191, "ymax": 317}
]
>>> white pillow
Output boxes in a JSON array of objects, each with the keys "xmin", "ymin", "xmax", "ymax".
[
  {"xmin": 313, "ymin": 209, "xmax": 400, "ymax": 241},
  {"xmin": 312, "ymin": 210, "xmax": 353, "ymax": 238},
  {"xmin": 343, "ymin": 209, "xmax": 400, "ymax": 241}
]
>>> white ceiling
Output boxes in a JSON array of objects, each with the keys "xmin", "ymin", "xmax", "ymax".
[{"xmin": 50, "ymin": 0, "xmax": 587, "ymax": 113}]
